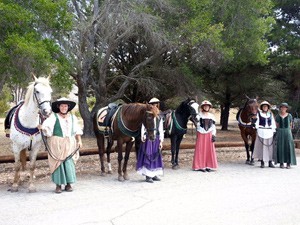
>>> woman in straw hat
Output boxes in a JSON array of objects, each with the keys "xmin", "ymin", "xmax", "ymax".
[
  {"xmin": 192, "ymin": 100, "xmax": 218, "ymax": 172},
  {"xmin": 253, "ymin": 101, "xmax": 276, "ymax": 168},
  {"xmin": 274, "ymin": 103, "xmax": 296, "ymax": 169},
  {"xmin": 38, "ymin": 97, "xmax": 83, "ymax": 193}
]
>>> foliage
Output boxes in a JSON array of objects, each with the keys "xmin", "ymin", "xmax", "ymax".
[{"xmin": 0, "ymin": 85, "xmax": 13, "ymax": 116}]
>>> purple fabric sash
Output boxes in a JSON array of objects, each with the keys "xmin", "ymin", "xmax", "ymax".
[
  {"xmin": 136, "ymin": 136, "xmax": 163, "ymax": 171},
  {"xmin": 14, "ymin": 105, "xmax": 40, "ymax": 136}
]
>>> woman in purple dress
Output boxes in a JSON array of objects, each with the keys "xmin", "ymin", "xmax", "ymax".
[{"xmin": 136, "ymin": 98, "xmax": 164, "ymax": 183}]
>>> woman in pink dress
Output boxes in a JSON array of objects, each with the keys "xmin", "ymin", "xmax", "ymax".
[{"xmin": 192, "ymin": 100, "xmax": 218, "ymax": 172}]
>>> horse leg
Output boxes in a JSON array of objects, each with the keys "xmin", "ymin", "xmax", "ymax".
[
  {"xmin": 249, "ymin": 141, "xmax": 255, "ymax": 165},
  {"xmin": 106, "ymin": 139, "xmax": 113, "ymax": 174},
  {"xmin": 244, "ymin": 143, "xmax": 251, "ymax": 164},
  {"xmin": 96, "ymin": 134, "xmax": 106, "ymax": 176},
  {"xmin": 122, "ymin": 142, "xmax": 134, "ymax": 180},
  {"xmin": 170, "ymin": 135, "xmax": 177, "ymax": 166},
  {"xmin": 11, "ymin": 150, "xmax": 23, "ymax": 192},
  {"xmin": 117, "ymin": 141, "xmax": 124, "ymax": 181},
  {"xmin": 173, "ymin": 135, "xmax": 183, "ymax": 169},
  {"xmin": 28, "ymin": 149, "xmax": 38, "ymax": 193}
]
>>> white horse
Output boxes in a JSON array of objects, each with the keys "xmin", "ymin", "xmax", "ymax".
[{"xmin": 9, "ymin": 76, "xmax": 52, "ymax": 192}]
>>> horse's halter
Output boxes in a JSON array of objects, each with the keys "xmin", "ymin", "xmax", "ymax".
[
  {"xmin": 245, "ymin": 99, "xmax": 258, "ymax": 122},
  {"xmin": 144, "ymin": 109, "xmax": 157, "ymax": 141},
  {"xmin": 188, "ymin": 101, "xmax": 200, "ymax": 124},
  {"xmin": 33, "ymin": 82, "xmax": 52, "ymax": 116}
]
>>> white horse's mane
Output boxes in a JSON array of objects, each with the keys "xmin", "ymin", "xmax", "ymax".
[{"xmin": 24, "ymin": 77, "xmax": 51, "ymax": 106}]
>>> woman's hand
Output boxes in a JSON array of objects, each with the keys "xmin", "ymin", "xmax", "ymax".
[{"xmin": 77, "ymin": 140, "xmax": 83, "ymax": 149}]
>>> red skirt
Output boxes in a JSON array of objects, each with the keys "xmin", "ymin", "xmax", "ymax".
[{"xmin": 192, "ymin": 132, "xmax": 218, "ymax": 170}]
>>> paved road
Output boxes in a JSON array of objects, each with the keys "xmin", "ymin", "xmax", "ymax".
[{"xmin": 1, "ymin": 157, "xmax": 300, "ymax": 225}]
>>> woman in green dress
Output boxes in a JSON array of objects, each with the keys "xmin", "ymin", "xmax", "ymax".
[{"xmin": 275, "ymin": 103, "xmax": 296, "ymax": 169}]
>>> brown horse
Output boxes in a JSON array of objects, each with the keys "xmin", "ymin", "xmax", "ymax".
[
  {"xmin": 236, "ymin": 97, "xmax": 258, "ymax": 165},
  {"xmin": 93, "ymin": 103, "xmax": 159, "ymax": 181}
]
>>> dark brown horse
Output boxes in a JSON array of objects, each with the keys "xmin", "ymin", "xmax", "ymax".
[
  {"xmin": 93, "ymin": 103, "xmax": 159, "ymax": 181},
  {"xmin": 236, "ymin": 97, "xmax": 258, "ymax": 165}
]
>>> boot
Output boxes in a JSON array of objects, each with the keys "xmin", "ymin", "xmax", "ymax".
[
  {"xmin": 280, "ymin": 163, "xmax": 284, "ymax": 169},
  {"xmin": 260, "ymin": 160, "xmax": 265, "ymax": 168},
  {"xmin": 55, "ymin": 185, "xmax": 62, "ymax": 194},
  {"xmin": 65, "ymin": 183, "xmax": 73, "ymax": 192},
  {"xmin": 145, "ymin": 176, "xmax": 153, "ymax": 183},
  {"xmin": 268, "ymin": 161, "xmax": 275, "ymax": 168},
  {"xmin": 286, "ymin": 163, "xmax": 291, "ymax": 169}
]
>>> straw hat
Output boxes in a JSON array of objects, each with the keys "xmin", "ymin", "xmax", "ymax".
[
  {"xmin": 260, "ymin": 101, "xmax": 271, "ymax": 110},
  {"xmin": 200, "ymin": 100, "xmax": 212, "ymax": 108},
  {"xmin": 149, "ymin": 97, "xmax": 160, "ymax": 104}
]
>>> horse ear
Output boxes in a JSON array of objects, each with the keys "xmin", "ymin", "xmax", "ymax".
[
  {"xmin": 31, "ymin": 73, "xmax": 38, "ymax": 81},
  {"xmin": 245, "ymin": 94, "xmax": 250, "ymax": 100}
]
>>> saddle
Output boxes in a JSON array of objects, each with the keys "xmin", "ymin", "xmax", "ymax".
[
  {"xmin": 160, "ymin": 109, "xmax": 173, "ymax": 137},
  {"xmin": 97, "ymin": 103, "xmax": 120, "ymax": 136},
  {"xmin": 4, "ymin": 101, "xmax": 24, "ymax": 138}
]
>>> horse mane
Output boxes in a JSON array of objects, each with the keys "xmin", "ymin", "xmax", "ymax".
[
  {"xmin": 24, "ymin": 77, "xmax": 50, "ymax": 106},
  {"xmin": 176, "ymin": 98, "xmax": 194, "ymax": 113},
  {"xmin": 122, "ymin": 103, "xmax": 159, "ymax": 120}
]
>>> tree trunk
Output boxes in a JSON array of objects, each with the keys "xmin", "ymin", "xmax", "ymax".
[{"xmin": 220, "ymin": 103, "xmax": 230, "ymax": 130}]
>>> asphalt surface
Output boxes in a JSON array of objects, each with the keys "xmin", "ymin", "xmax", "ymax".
[{"xmin": 1, "ymin": 157, "xmax": 300, "ymax": 225}]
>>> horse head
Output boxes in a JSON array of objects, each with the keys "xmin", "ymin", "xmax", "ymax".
[
  {"xmin": 186, "ymin": 99, "xmax": 200, "ymax": 126},
  {"xmin": 144, "ymin": 103, "xmax": 160, "ymax": 141},
  {"xmin": 244, "ymin": 98, "xmax": 258, "ymax": 124},
  {"xmin": 31, "ymin": 76, "xmax": 53, "ymax": 117}
]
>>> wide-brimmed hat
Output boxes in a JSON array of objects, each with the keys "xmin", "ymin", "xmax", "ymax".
[
  {"xmin": 200, "ymin": 100, "xmax": 212, "ymax": 108},
  {"xmin": 52, "ymin": 97, "xmax": 76, "ymax": 113},
  {"xmin": 279, "ymin": 102, "xmax": 289, "ymax": 108},
  {"xmin": 149, "ymin": 97, "xmax": 160, "ymax": 104},
  {"xmin": 260, "ymin": 101, "xmax": 271, "ymax": 110}
]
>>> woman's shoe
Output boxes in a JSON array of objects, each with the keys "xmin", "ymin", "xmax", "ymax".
[
  {"xmin": 55, "ymin": 185, "xmax": 62, "ymax": 194},
  {"xmin": 280, "ymin": 163, "xmax": 284, "ymax": 169},
  {"xmin": 286, "ymin": 163, "xmax": 291, "ymax": 169},
  {"xmin": 268, "ymin": 161, "xmax": 275, "ymax": 168},
  {"xmin": 152, "ymin": 176, "xmax": 161, "ymax": 181},
  {"xmin": 65, "ymin": 184, "xmax": 73, "ymax": 192},
  {"xmin": 260, "ymin": 161, "xmax": 265, "ymax": 168},
  {"xmin": 205, "ymin": 168, "xmax": 211, "ymax": 172},
  {"xmin": 145, "ymin": 176, "xmax": 153, "ymax": 183}
]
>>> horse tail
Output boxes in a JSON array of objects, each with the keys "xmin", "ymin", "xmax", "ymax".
[{"xmin": 20, "ymin": 149, "xmax": 27, "ymax": 171}]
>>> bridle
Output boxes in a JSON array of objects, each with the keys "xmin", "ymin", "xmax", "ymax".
[{"xmin": 33, "ymin": 83, "xmax": 52, "ymax": 111}]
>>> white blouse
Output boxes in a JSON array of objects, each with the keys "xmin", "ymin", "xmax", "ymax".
[
  {"xmin": 196, "ymin": 112, "xmax": 216, "ymax": 136},
  {"xmin": 41, "ymin": 113, "xmax": 83, "ymax": 137},
  {"xmin": 141, "ymin": 117, "xmax": 164, "ymax": 142}
]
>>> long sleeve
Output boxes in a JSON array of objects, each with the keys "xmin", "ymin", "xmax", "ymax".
[{"xmin": 158, "ymin": 118, "xmax": 164, "ymax": 142}]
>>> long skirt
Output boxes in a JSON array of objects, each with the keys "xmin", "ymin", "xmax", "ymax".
[
  {"xmin": 136, "ymin": 136, "xmax": 163, "ymax": 178},
  {"xmin": 192, "ymin": 132, "xmax": 218, "ymax": 170},
  {"xmin": 51, "ymin": 158, "xmax": 76, "ymax": 185},
  {"xmin": 275, "ymin": 128, "xmax": 297, "ymax": 165},
  {"xmin": 253, "ymin": 136, "xmax": 274, "ymax": 162}
]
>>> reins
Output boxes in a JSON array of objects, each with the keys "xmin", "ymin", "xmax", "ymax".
[{"xmin": 39, "ymin": 114, "xmax": 80, "ymax": 162}]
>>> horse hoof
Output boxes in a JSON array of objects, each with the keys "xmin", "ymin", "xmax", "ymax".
[
  {"xmin": 118, "ymin": 176, "xmax": 124, "ymax": 182},
  {"xmin": 172, "ymin": 164, "xmax": 179, "ymax": 170},
  {"xmin": 250, "ymin": 161, "xmax": 255, "ymax": 166},
  {"xmin": 107, "ymin": 170, "xmax": 113, "ymax": 174},
  {"xmin": 245, "ymin": 160, "xmax": 250, "ymax": 165},
  {"xmin": 10, "ymin": 187, "xmax": 18, "ymax": 192},
  {"xmin": 100, "ymin": 172, "xmax": 106, "ymax": 177},
  {"xmin": 28, "ymin": 188, "xmax": 37, "ymax": 193},
  {"xmin": 123, "ymin": 174, "xmax": 130, "ymax": 180}
]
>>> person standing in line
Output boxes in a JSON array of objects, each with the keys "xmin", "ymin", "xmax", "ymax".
[
  {"xmin": 275, "ymin": 102, "xmax": 296, "ymax": 169},
  {"xmin": 38, "ymin": 97, "xmax": 83, "ymax": 193},
  {"xmin": 136, "ymin": 98, "xmax": 164, "ymax": 183},
  {"xmin": 192, "ymin": 100, "xmax": 218, "ymax": 172},
  {"xmin": 253, "ymin": 101, "xmax": 276, "ymax": 168}
]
